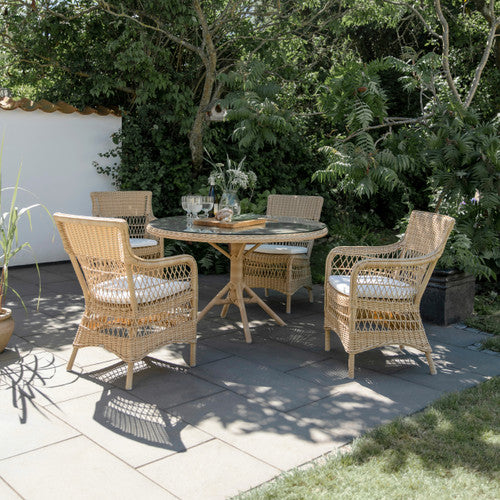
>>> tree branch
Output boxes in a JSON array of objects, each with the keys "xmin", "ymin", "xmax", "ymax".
[
  {"xmin": 97, "ymin": 1, "xmax": 206, "ymax": 63},
  {"xmin": 434, "ymin": 0, "xmax": 463, "ymax": 106},
  {"xmin": 464, "ymin": 2, "xmax": 500, "ymax": 107},
  {"xmin": 380, "ymin": 0, "xmax": 442, "ymax": 39},
  {"xmin": 343, "ymin": 116, "xmax": 431, "ymax": 142}
]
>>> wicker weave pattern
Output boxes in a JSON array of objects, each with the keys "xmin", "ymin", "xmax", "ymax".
[
  {"xmin": 91, "ymin": 191, "xmax": 163, "ymax": 259},
  {"xmin": 324, "ymin": 210, "xmax": 455, "ymax": 378},
  {"xmin": 54, "ymin": 213, "xmax": 198, "ymax": 390},
  {"xmin": 243, "ymin": 195, "xmax": 324, "ymax": 313}
]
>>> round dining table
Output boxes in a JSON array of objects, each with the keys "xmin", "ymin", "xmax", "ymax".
[{"xmin": 147, "ymin": 215, "xmax": 328, "ymax": 343}]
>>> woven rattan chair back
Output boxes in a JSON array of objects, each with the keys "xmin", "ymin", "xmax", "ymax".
[
  {"xmin": 54, "ymin": 212, "xmax": 198, "ymax": 390},
  {"xmin": 400, "ymin": 210, "xmax": 455, "ymax": 259},
  {"xmin": 266, "ymin": 194, "xmax": 324, "ymax": 220},
  {"xmin": 266, "ymin": 195, "xmax": 324, "ymax": 254},
  {"xmin": 91, "ymin": 191, "xmax": 153, "ymax": 238},
  {"xmin": 243, "ymin": 194, "xmax": 324, "ymax": 313},
  {"xmin": 56, "ymin": 214, "xmax": 133, "ymax": 299},
  {"xmin": 90, "ymin": 191, "xmax": 163, "ymax": 258}
]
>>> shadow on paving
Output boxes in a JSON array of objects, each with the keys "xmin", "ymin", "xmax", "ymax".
[
  {"xmin": 3, "ymin": 263, "xmax": 498, "ymax": 470},
  {"xmin": 77, "ymin": 358, "xmax": 338, "ymax": 460},
  {"xmin": 0, "ymin": 346, "xmax": 62, "ymax": 422}
]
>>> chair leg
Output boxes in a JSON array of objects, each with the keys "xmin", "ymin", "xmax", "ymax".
[
  {"xmin": 348, "ymin": 353, "xmax": 355, "ymax": 379},
  {"xmin": 125, "ymin": 362, "xmax": 135, "ymax": 390},
  {"xmin": 264, "ymin": 288, "xmax": 269, "ymax": 297},
  {"xmin": 324, "ymin": 328, "xmax": 331, "ymax": 351},
  {"xmin": 286, "ymin": 295, "xmax": 291, "ymax": 314},
  {"xmin": 189, "ymin": 343, "xmax": 197, "ymax": 367},
  {"xmin": 67, "ymin": 347, "xmax": 79, "ymax": 371},
  {"xmin": 425, "ymin": 351, "xmax": 437, "ymax": 375}
]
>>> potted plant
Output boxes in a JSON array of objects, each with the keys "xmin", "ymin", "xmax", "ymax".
[
  {"xmin": 420, "ymin": 241, "xmax": 477, "ymax": 326},
  {"xmin": 420, "ymin": 199, "xmax": 496, "ymax": 326},
  {"xmin": 420, "ymin": 112, "xmax": 499, "ymax": 325},
  {"xmin": 0, "ymin": 144, "xmax": 48, "ymax": 352}
]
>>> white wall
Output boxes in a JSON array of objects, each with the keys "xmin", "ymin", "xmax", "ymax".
[{"xmin": 0, "ymin": 108, "xmax": 120, "ymax": 265}]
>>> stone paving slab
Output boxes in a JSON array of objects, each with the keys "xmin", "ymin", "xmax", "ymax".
[
  {"xmin": 103, "ymin": 359, "xmax": 227, "ymax": 409},
  {"xmin": 427, "ymin": 342, "xmax": 500, "ymax": 377},
  {"xmin": 0, "ymin": 478, "xmax": 22, "ymax": 499},
  {"xmin": 139, "ymin": 438, "xmax": 280, "ymax": 500},
  {"xmin": 287, "ymin": 379, "xmax": 440, "ymax": 445},
  {"xmin": 1, "ymin": 262, "xmax": 498, "ymax": 499},
  {"xmin": 288, "ymin": 370, "xmax": 442, "ymax": 419},
  {"xmin": 1, "ymin": 347, "xmax": 107, "ymax": 407},
  {"xmin": 425, "ymin": 322, "xmax": 492, "ymax": 347},
  {"xmin": 46, "ymin": 388, "xmax": 213, "ymax": 468},
  {"xmin": 191, "ymin": 356, "xmax": 334, "ymax": 412},
  {"xmin": 10, "ymin": 308, "xmax": 76, "ymax": 338},
  {"xmin": 150, "ymin": 341, "xmax": 233, "ymax": 367},
  {"xmin": 254, "ymin": 314, "xmax": 340, "ymax": 353},
  {"xmin": 0, "ymin": 388, "xmax": 80, "ymax": 460},
  {"xmin": 1, "ymin": 436, "xmax": 173, "ymax": 500},
  {"xmin": 200, "ymin": 331, "xmax": 331, "ymax": 372},
  {"xmin": 168, "ymin": 390, "xmax": 345, "ymax": 470},
  {"xmin": 17, "ymin": 292, "xmax": 85, "ymax": 318}
]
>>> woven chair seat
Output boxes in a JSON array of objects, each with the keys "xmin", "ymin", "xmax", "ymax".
[
  {"xmin": 130, "ymin": 238, "xmax": 159, "ymax": 249},
  {"xmin": 245, "ymin": 244, "xmax": 308, "ymax": 255},
  {"xmin": 93, "ymin": 275, "xmax": 190, "ymax": 304},
  {"xmin": 328, "ymin": 275, "xmax": 416, "ymax": 300}
]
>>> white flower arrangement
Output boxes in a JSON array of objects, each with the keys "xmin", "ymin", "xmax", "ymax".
[{"xmin": 208, "ymin": 156, "xmax": 257, "ymax": 193}]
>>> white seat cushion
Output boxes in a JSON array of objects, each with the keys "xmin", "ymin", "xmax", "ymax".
[
  {"xmin": 245, "ymin": 244, "xmax": 308, "ymax": 255},
  {"xmin": 130, "ymin": 238, "xmax": 158, "ymax": 248},
  {"xmin": 328, "ymin": 275, "xmax": 416, "ymax": 300},
  {"xmin": 93, "ymin": 274, "xmax": 190, "ymax": 304}
]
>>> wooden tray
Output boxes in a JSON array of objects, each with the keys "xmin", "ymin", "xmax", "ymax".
[{"xmin": 193, "ymin": 216, "xmax": 267, "ymax": 228}]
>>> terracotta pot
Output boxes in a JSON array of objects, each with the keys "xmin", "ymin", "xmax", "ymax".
[{"xmin": 0, "ymin": 308, "xmax": 15, "ymax": 353}]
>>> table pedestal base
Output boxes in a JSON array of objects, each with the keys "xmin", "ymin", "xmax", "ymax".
[{"xmin": 197, "ymin": 243, "xmax": 286, "ymax": 342}]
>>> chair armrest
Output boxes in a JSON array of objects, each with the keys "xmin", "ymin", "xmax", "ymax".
[
  {"xmin": 348, "ymin": 255, "xmax": 436, "ymax": 303},
  {"xmin": 132, "ymin": 253, "xmax": 197, "ymax": 268},
  {"xmin": 325, "ymin": 242, "xmax": 402, "ymax": 277}
]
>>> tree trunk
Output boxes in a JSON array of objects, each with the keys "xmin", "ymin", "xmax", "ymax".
[{"xmin": 189, "ymin": 0, "xmax": 218, "ymax": 171}]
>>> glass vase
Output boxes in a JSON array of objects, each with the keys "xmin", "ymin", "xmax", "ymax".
[{"xmin": 219, "ymin": 190, "xmax": 241, "ymax": 216}]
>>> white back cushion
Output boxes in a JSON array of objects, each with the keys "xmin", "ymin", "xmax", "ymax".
[
  {"xmin": 328, "ymin": 275, "xmax": 416, "ymax": 300},
  {"xmin": 93, "ymin": 274, "xmax": 190, "ymax": 304},
  {"xmin": 130, "ymin": 238, "xmax": 158, "ymax": 248}
]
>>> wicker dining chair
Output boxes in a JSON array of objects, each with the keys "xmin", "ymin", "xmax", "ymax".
[
  {"xmin": 243, "ymin": 194, "xmax": 324, "ymax": 313},
  {"xmin": 54, "ymin": 213, "xmax": 198, "ymax": 390},
  {"xmin": 91, "ymin": 191, "xmax": 163, "ymax": 259},
  {"xmin": 324, "ymin": 210, "xmax": 455, "ymax": 378}
]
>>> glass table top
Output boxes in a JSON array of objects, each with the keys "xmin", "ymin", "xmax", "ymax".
[{"xmin": 149, "ymin": 215, "xmax": 327, "ymax": 236}]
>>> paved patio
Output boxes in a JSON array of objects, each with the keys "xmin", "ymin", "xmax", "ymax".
[{"xmin": 1, "ymin": 262, "xmax": 498, "ymax": 499}]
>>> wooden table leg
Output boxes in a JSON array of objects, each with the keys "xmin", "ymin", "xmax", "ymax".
[
  {"xmin": 198, "ymin": 282, "xmax": 231, "ymax": 321},
  {"xmin": 199, "ymin": 242, "xmax": 286, "ymax": 342}
]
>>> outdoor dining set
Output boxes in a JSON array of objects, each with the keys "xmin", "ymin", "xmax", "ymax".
[{"xmin": 54, "ymin": 191, "xmax": 454, "ymax": 390}]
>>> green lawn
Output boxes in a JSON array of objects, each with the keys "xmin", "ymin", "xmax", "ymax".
[{"xmin": 238, "ymin": 377, "xmax": 500, "ymax": 500}]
